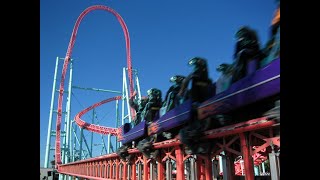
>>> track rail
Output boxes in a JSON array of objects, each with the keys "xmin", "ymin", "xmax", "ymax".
[
  {"xmin": 74, "ymin": 96, "xmax": 122, "ymax": 136},
  {"xmin": 58, "ymin": 117, "xmax": 280, "ymax": 180},
  {"xmin": 55, "ymin": 5, "xmax": 134, "ymax": 166}
]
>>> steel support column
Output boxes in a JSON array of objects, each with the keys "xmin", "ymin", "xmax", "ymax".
[
  {"xmin": 157, "ymin": 156, "xmax": 164, "ymax": 180},
  {"xmin": 269, "ymin": 151, "xmax": 280, "ymax": 180},
  {"xmin": 239, "ymin": 133, "xmax": 254, "ymax": 180},
  {"xmin": 212, "ymin": 159, "xmax": 219, "ymax": 180},
  {"xmin": 204, "ymin": 156, "xmax": 213, "ymax": 180},
  {"xmin": 132, "ymin": 162, "xmax": 137, "ymax": 180},
  {"xmin": 115, "ymin": 159, "xmax": 119, "ymax": 180},
  {"xmin": 123, "ymin": 161, "xmax": 128, "ymax": 180},
  {"xmin": 143, "ymin": 156, "xmax": 148, "ymax": 180},
  {"xmin": 190, "ymin": 157, "xmax": 196, "ymax": 180},
  {"xmin": 175, "ymin": 145, "xmax": 184, "ymax": 180}
]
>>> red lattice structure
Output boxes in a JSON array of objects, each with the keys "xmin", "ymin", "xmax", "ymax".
[{"xmin": 58, "ymin": 117, "xmax": 280, "ymax": 180}]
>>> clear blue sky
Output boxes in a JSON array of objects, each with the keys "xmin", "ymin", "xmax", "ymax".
[{"xmin": 40, "ymin": 0, "xmax": 277, "ymax": 167}]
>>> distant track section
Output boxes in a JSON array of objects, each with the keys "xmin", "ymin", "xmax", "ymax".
[
  {"xmin": 74, "ymin": 96, "xmax": 122, "ymax": 136},
  {"xmin": 55, "ymin": 5, "xmax": 133, "ymax": 166}
]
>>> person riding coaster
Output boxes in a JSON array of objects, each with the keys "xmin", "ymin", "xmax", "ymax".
[
  {"xmin": 141, "ymin": 88, "xmax": 162, "ymax": 123},
  {"xmin": 135, "ymin": 88, "xmax": 163, "ymax": 160},
  {"xmin": 159, "ymin": 75, "xmax": 186, "ymax": 139},
  {"xmin": 174, "ymin": 57, "xmax": 215, "ymax": 154},
  {"xmin": 162, "ymin": 75, "xmax": 186, "ymax": 113},
  {"xmin": 177, "ymin": 57, "xmax": 232, "ymax": 155},
  {"xmin": 116, "ymin": 88, "xmax": 162, "ymax": 161},
  {"xmin": 178, "ymin": 57, "xmax": 214, "ymax": 104},
  {"xmin": 231, "ymin": 26, "xmax": 266, "ymax": 83},
  {"xmin": 129, "ymin": 92, "xmax": 148, "ymax": 126}
]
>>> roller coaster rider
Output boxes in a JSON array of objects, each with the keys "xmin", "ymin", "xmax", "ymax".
[
  {"xmin": 140, "ymin": 88, "xmax": 162, "ymax": 123},
  {"xmin": 178, "ymin": 57, "xmax": 215, "ymax": 154},
  {"xmin": 117, "ymin": 88, "xmax": 162, "ymax": 161},
  {"xmin": 178, "ymin": 57, "xmax": 213, "ymax": 104},
  {"xmin": 162, "ymin": 75, "xmax": 186, "ymax": 113},
  {"xmin": 117, "ymin": 88, "xmax": 162, "ymax": 160},
  {"xmin": 129, "ymin": 91, "xmax": 148, "ymax": 126},
  {"xmin": 231, "ymin": 26, "xmax": 266, "ymax": 83},
  {"xmin": 136, "ymin": 88, "xmax": 163, "ymax": 160},
  {"xmin": 159, "ymin": 75, "xmax": 186, "ymax": 139}
]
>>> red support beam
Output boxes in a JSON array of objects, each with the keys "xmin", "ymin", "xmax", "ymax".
[
  {"xmin": 239, "ymin": 133, "xmax": 254, "ymax": 180},
  {"xmin": 204, "ymin": 157, "xmax": 213, "ymax": 180},
  {"xmin": 89, "ymin": 162, "xmax": 92, "ymax": 176},
  {"xmin": 123, "ymin": 162, "xmax": 128, "ymax": 180},
  {"xmin": 109, "ymin": 161, "xmax": 113, "ymax": 178},
  {"xmin": 226, "ymin": 152, "xmax": 236, "ymax": 180},
  {"xmin": 84, "ymin": 163, "xmax": 87, "ymax": 176},
  {"xmin": 94, "ymin": 163, "xmax": 97, "ymax": 177},
  {"xmin": 108, "ymin": 161, "xmax": 112, "ymax": 178},
  {"xmin": 143, "ymin": 156, "xmax": 148, "ymax": 180},
  {"xmin": 175, "ymin": 145, "xmax": 184, "ymax": 180},
  {"xmin": 95, "ymin": 162, "xmax": 98, "ymax": 177},
  {"xmin": 99, "ymin": 162, "xmax": 101, "ymax": 177},
  {"xmin": 153, "ymin": 138, "xmax": 181, "ymax": 149},
  {"xmin": 197, "ymin": 159, "xmax": 202, "ymax": 180},
  {"xmin": 147, "ymin": 159, "xmax": 152, "ymax": 180},
  {"xmin": 104, "ymin": 161, "xmax": 107, "ymax": 178},
  {"xmin": 201, "ymin": 162, "xmax": 206, "ymax": 180},
  {"xmin": 132, "ymin": 161, "xmax": 136, "ymax": 180},
  {"xmin": 99, "ymin": 161, "xmax": 102, "ymax": 177},
  {"xmin": 92, "ymin": 162, "xmax": 95, "ymax": 177},
  {"xmin": 203, "ymin": 117, "xmax": 274, "ymax": 139},
  {"xmin": 115, "ymin": 159, "xmax": 119, "ymax": 180},
  {"xmin": 157, "ymin": 155, "xmax": 165, "ymax": 180}
]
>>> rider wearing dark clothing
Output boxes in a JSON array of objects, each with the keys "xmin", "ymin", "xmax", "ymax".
[
  {"xmin": 162, "ymin": 75, "xmax": 186, "ymax": 113},
  {"xmin": 141, "ymin": 88, "xmax": 162, "ymax": 123},
  {"xmin": 178, "ymin": 57, "xmax": 215, "ymax": 155},
  {"xmin": 129, "ymin": 95, "xmax": 148, "ymax": 126},
  {"xmin": 232, "ymin": 26, "xmax": 265, "ymax": 83},
  {"xmin": 178, "ymin": 57, "xmax": 213, "ymax": 103},
  {"xmin": 136, "ymin": 88, "xmax": 162, "ymax": 160}
]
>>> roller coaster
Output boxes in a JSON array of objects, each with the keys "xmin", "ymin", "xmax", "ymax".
[
  {"xmin": 118, "ymin": 57, "xmax": 279, "ymax": 146},
  {"xmin": 48, "ymin": 4, "xmax": 280, "ymax": 180}
]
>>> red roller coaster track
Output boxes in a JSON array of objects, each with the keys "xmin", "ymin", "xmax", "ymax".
[
  {"xmin": 55, "ymin": 5, "xmax": 134, "ymax": 166},
  {"xmin": 74, "ymin": 96, "xmax": 121, "ymax": 136}
]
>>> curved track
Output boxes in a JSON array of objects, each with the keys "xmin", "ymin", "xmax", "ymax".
[
  {"xmin": 74, "ymin": 96, "xmax": 122, "ymax": 136},
  {"xmin": 55, "ymin": 5, "xmax": 134, "ymax": 166}
]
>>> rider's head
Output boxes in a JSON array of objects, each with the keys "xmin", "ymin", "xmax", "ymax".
[
  {"xmin": 170, "ymin": 75, "xmax": 185, "ymax": 84},
  {"xmin": 216, "ymin": 63, "xmax": 230, "ymax": 73},
  {"xmin": 188, "ymin": 57, "xmax": 207, "ymax": 67},
  {"xmin": 147, "ymin": 88, "xmax": 162, "ymax": 99},
  {"xmin": 235, "ymin": 26, "xmax": 251, "ymax": 39}
]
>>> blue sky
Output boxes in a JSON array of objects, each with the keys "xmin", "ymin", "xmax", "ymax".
[{"xmin": 40, "ymin": 0, "xmax": 277, "ymax": 167}]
